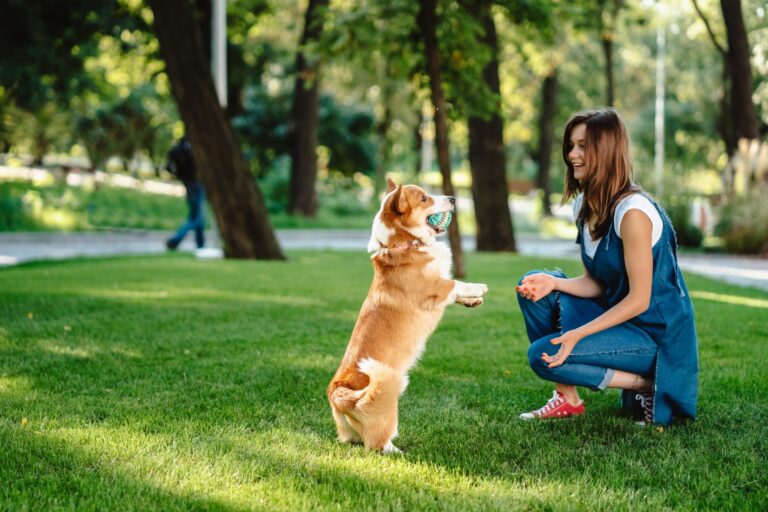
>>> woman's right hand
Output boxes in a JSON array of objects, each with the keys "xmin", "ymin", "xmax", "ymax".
[{"xmin": 516, "ymin": 273, "xmax": 557, "ymax": 302}]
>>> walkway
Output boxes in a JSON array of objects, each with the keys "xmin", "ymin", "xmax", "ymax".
[{"xmin": 1, "ymin": 230, "xmax": 767, "ymax": 292}]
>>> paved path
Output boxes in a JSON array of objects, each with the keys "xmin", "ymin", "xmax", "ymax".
[{"xmin": 1, "ymin": 230, "xmax": 767, "ymax": 292}]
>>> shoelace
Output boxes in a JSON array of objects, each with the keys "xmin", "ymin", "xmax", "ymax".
[
  {"xmin": 536, "ymin": 391, "xmax": 564, "ymax": 416},
  {"xmin": 635, "ymin": 392, "xmax": 654, "ymax": 424}
]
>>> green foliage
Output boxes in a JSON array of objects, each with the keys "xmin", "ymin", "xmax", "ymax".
[
  {"xmin": 662, "ymin": 195, "xmax": 704, "ymax": 249},
  {"xmin": 233, "ymin": 86, "xmax": 377, "ymax": 179},
  {"xmin": 0, "ymin": 181, "xmax": 187, "ymax": 232},
  {"xmin": 0, "ymin": 253, "xmax": 766, "ymax": 509},
  {"xmin": 716, "ymin": 192, "xmax": 768, "ymax": 255}
]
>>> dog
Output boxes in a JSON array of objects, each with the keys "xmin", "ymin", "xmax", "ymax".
[{"xmin": 327, "ymin": 178, "xmax": 488, "ymax": 453}]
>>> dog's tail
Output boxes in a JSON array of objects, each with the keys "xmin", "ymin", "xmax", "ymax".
[{"xmin": 329, "ymin": 358, "xmax": 405, "ymax": 416}]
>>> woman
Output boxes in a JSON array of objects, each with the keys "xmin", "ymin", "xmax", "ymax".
[{"xmin": 516, "ymin": 108, "xmax": 698, "ymax": 426}]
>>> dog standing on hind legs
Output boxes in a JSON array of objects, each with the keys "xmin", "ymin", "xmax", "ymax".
[{"xmin": 327, "ymin": 179, "xmax": 488, "ymax": 453}]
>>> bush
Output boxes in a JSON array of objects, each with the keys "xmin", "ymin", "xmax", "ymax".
[
  {"xmin": 662, "ymin": 195, "xmax": 703, "ymax": 249},
  {"xmin": 716, "ymin": 192, "xmax": 768, "ymax": 255}
]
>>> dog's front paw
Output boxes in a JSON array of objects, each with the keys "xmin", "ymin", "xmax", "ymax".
[
  {"xmin": 465, "ymin": 282, "xmax": 488, "ymax": 297},
  {"xmin": 456, "ymin": 296, "xmax": 484, "ymax": 308}
]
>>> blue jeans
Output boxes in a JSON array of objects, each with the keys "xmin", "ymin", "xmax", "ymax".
[
  {"xmin": 517, "ymin": 270, "xmax": 657, "ymax": 391},
  {"xmin": 170, "ymin": 181, "xmax": 205, "ymax": 248}
]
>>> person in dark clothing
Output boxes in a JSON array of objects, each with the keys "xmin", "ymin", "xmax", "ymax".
[{"xmin": 166, "ymin": 137, "xmax": 205, "ymax": 250}]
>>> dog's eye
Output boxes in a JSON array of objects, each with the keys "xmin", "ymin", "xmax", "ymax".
[{"xmin": 420, "ymin": 195, "xmax": 427, "ymax": 202}]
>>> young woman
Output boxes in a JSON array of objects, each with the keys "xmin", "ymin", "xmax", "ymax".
[{"xmin": 516, "ymin": 108, "xmax": 698, "ymax": 426}]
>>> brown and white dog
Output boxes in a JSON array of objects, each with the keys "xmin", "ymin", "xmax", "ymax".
[{"xmin": 327, "ymin": 179, "xmax": 488, "ymax": 453}]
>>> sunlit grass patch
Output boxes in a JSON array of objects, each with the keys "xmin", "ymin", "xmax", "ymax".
[{"xmin": 0, "ymin": 251, "xmax": 766, "ymax": 510}]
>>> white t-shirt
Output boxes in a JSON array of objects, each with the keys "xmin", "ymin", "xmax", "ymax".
[{"xmin": 572, "ymin": 193, "xmax": 663, "ymax": 258}]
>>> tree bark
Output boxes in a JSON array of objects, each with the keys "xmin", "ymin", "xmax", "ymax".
[
  {"xmin": 536, "ymin": 70, "xmax": 558, "ymax": 217},
  {"xmin": 418, "ymin": 0, "xmax": 466, "ymax": 277},
  {"xmin": 466, "ymin": 0, "xmax": 516, "ymax": 252},
  {"xmin": 289, "ymin": 0, "xmax": 329, "ymax": 217},
  {"xmin": 148, "ymin": 0, "xmax": 284, "ymax": 259},
  {"xmin": 602, "ymin": 34, "xmax": 614, "ymax": 107},
  {"xmin": 721, "ymin": 0, "xmax": 759, "ymax": 142}
]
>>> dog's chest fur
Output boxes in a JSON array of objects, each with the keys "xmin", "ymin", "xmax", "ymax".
[{"xmin": 419, "ymin": 241, "xmax": 452, "ymax": 279}]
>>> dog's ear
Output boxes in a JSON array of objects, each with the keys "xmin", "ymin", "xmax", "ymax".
[
  {"xmin": 388, "ymin": 185, "xmax": 404, "ymax": 214},
  {"xmin": 385, "ymin": 178, "xmax": 397, "ymax": 193}
]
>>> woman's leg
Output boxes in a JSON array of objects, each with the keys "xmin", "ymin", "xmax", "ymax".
[
  {"xmin": 527, "ymin": 323, "xmax": 657, "ymax": 394},
  {"xmin": 516, "ymin": 270, "xmax": 565, "ymax": 343}
]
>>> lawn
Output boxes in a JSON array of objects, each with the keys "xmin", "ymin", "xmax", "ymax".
[{"xmin": 1, "ymin": 251, "xmax": 766, "ymax": 510}]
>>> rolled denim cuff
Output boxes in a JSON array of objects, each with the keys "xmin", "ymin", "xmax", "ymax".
[{"xmin": 597, "ymin": 368, "xmax": 615, "ymax": 391}]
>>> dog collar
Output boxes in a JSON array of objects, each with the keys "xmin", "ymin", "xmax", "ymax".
[{"xmin": 388, "ymin": 239, "xmax": 424, "ymax": 250}]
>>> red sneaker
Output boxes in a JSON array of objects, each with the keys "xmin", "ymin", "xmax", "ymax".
[{"xmin": 520, "ymin": 391, "xmax": 585, "ymax": 420}]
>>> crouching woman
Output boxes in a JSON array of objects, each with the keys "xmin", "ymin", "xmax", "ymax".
[{"xmin": 516, "ymin": 108, "xmax": 698, "ymax": 426}]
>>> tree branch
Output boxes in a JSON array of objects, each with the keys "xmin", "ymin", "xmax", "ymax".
[{"xmin": 691, "ymin": 0, "xmax": 727, "ymax": 56}]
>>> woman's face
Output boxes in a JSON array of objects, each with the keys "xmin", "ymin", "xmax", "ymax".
[{"xmin": 568, "ymin": 123, "xmax": 588, "ymax": 180}]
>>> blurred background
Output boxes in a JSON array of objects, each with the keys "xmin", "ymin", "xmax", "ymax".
[{"xmin": 0, "ymin": 0, "xmax": 766, "ymax": 263}]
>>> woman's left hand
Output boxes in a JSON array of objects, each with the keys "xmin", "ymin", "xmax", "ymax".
[{"xmin": 542, "ymin": 330, "xmax": 583, "ymax": 368}]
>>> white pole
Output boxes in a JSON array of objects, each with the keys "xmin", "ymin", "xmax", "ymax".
[
  {"xmin": 654, "ymin": 0, "xmax": 665, "ymax": 197},
  {"xmin": 212, "ymin": 0, "xmax": 227, "ymax": 108},
  {"xmin": 199, "ymin": 0, "xmax": 227, "ymax": 257}
]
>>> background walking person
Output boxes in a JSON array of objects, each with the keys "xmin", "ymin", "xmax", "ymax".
[{"xmin": 165, "ymin": 136, "xmax": 205, "ymax": 250}]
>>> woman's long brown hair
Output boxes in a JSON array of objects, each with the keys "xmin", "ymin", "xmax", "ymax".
[{"xmin": 561, "ymin": 108, "xmax": 639, "ymax": 240}]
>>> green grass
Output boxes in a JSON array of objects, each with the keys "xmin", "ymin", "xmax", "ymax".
[
  {"xmin": 0, "ymin": 252, "xmax": 766, "ymax": 510},
  {"xmin": 0, "ymin": 180, "xmax": 376, "ymax": 232}
]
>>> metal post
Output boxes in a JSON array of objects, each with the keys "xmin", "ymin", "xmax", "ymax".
[{"xmin": 212, "ymin": 0, "xmax": 227, "ymax": 108}]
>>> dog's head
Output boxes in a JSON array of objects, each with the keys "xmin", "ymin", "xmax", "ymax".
[{"xmin": 367, "ymin": 178, "xmax": 455, "ymax": 252}]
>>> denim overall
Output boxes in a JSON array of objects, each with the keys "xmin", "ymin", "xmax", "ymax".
[{"xmin": 518, "ymin": 196, "xmax": 698, "ymax": 425}]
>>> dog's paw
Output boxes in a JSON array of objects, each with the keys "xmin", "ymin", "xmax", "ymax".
[
  {"xmin": 456, "ymin": 296, "xmax": 484, "ymax": 308},
  {"xmin": 465, "ymin": 282, "xmax": 488, "ymax": 296}
]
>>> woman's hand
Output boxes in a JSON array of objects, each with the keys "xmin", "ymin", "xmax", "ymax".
[
  {"xmin": 516, "ymin": 273, "xmax": 557, "ymax": 302},
  {"xmin": 542, "ymin": 330, "xmax": 583, "ymax": 368}
]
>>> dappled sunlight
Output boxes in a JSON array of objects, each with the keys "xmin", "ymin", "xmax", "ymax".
[
  {"xmin": 82, "ymin": 287, "xmax": 323, "ymax": 306},
  {"xmin": 690, "ymin": 290, "xmax": 768, "ymax": 309},
  {"xmin": 0, "ymin": 375, "xmax": 33, "ymax": 396},
  {"xmin": 38, "ymin": 340, "xmax": 96, "ymax": 359},
  {"xmin": 35, "ymin": 424, "xmax": 663, "ymax": 509}
]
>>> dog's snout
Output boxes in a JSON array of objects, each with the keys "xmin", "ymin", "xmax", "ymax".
[{"xmin": 448, "ymin": 197, "xmax": 455, "ymax": 204}]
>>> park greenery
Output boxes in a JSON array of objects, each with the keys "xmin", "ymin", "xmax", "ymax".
[
  {"xmin": 0, "ymin": 0, "xmax": 767, "ymax": 256},
  {"xmin": 1, "ymin": 252, "xmax": 766, "ymax": 509}
]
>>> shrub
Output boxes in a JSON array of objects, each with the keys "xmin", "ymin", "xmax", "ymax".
[
  {"xmin": 716, "ymin": 192, "xmax": 768, "ymax": 255},
  {"xmin": 662, "ymin": 195, "xmax": 703, "ymax": 248}
]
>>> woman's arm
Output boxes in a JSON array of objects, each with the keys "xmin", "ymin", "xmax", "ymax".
[
  {"xmin": 517, "ymin": 264, "xmax": 603, "ymax": 301},
  {"xmin": 542, "ymin": 209, "xmax": 654, "ymax": 368}
]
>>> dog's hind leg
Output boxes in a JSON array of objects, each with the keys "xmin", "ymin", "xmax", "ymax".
[
  {"xmin": 360, "ymin": 402, "xmax": 400, "ymax": 454},
  {"xmin": 332, "ymin": 408, "xmax": 362, "ymax": 444}
]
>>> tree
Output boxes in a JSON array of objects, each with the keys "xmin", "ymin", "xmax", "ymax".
[
  {"xmin": 465, "ymin": 0, "xmax": 517, "ymax": 251},
  {"xmin": 535, "ymin": 70, "xmax": 558, "ymax": 216},
  {"xmin": 692, "ymin": 0, "xmax": 760, "ymax": 193},
  {"xmin": 289, "ymin": 0, "xmax": 330, "ymax": 217},
  {"xmin": 721, "ymin": 0, "xmax": 759, "ymax": 142},
  {"xmin": 418, "ymin": 0, "xmax": 466, "ymax": 277},
  {"xmin": 148, "ymin": 0, "xmax": 284, "ymax": 259}
]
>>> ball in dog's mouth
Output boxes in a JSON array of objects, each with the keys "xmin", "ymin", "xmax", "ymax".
[{"xmin": 427, "ymin": 211, "xmax": 452, "ymax": 234}]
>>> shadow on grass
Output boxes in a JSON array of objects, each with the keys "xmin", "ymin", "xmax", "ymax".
[{"xmin": 1, "ymin": 254, "xmax": 766, "ymax": 509}]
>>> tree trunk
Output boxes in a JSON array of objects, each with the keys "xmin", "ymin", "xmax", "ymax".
[
  {"xmin": 148, "ymin": 0, "xmax": 284, "ymax": 260},
  {"xmin": 418, "ymin": 0, "xmax": 466, "ymax": 278},
  {"xmin": 721, "ymin": 0, "xmax": 759, "ymax": 142},
  {"xmin": 466, "ymin": 0, "xmax": 516, "ymax": 252},
  {"xmin": 602, "ymin": 34, "xmax": 614, "ymax": 107},
  {"xmin": 536, "ymin": 70, "xmax": 558, "ymax": 217},
  {"xmin": 289, "ymin": 0, "xmax": 329, "ymax": 217}
]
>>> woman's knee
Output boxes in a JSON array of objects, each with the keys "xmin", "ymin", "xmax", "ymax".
[{"xmin": 528, "ymin": 336, "xmax": 558, "ymax": 375}]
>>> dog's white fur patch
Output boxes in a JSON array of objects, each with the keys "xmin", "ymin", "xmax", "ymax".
[{"xmin": 367, "ymin": 212, "xmax": 394, "ymax": 253}]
